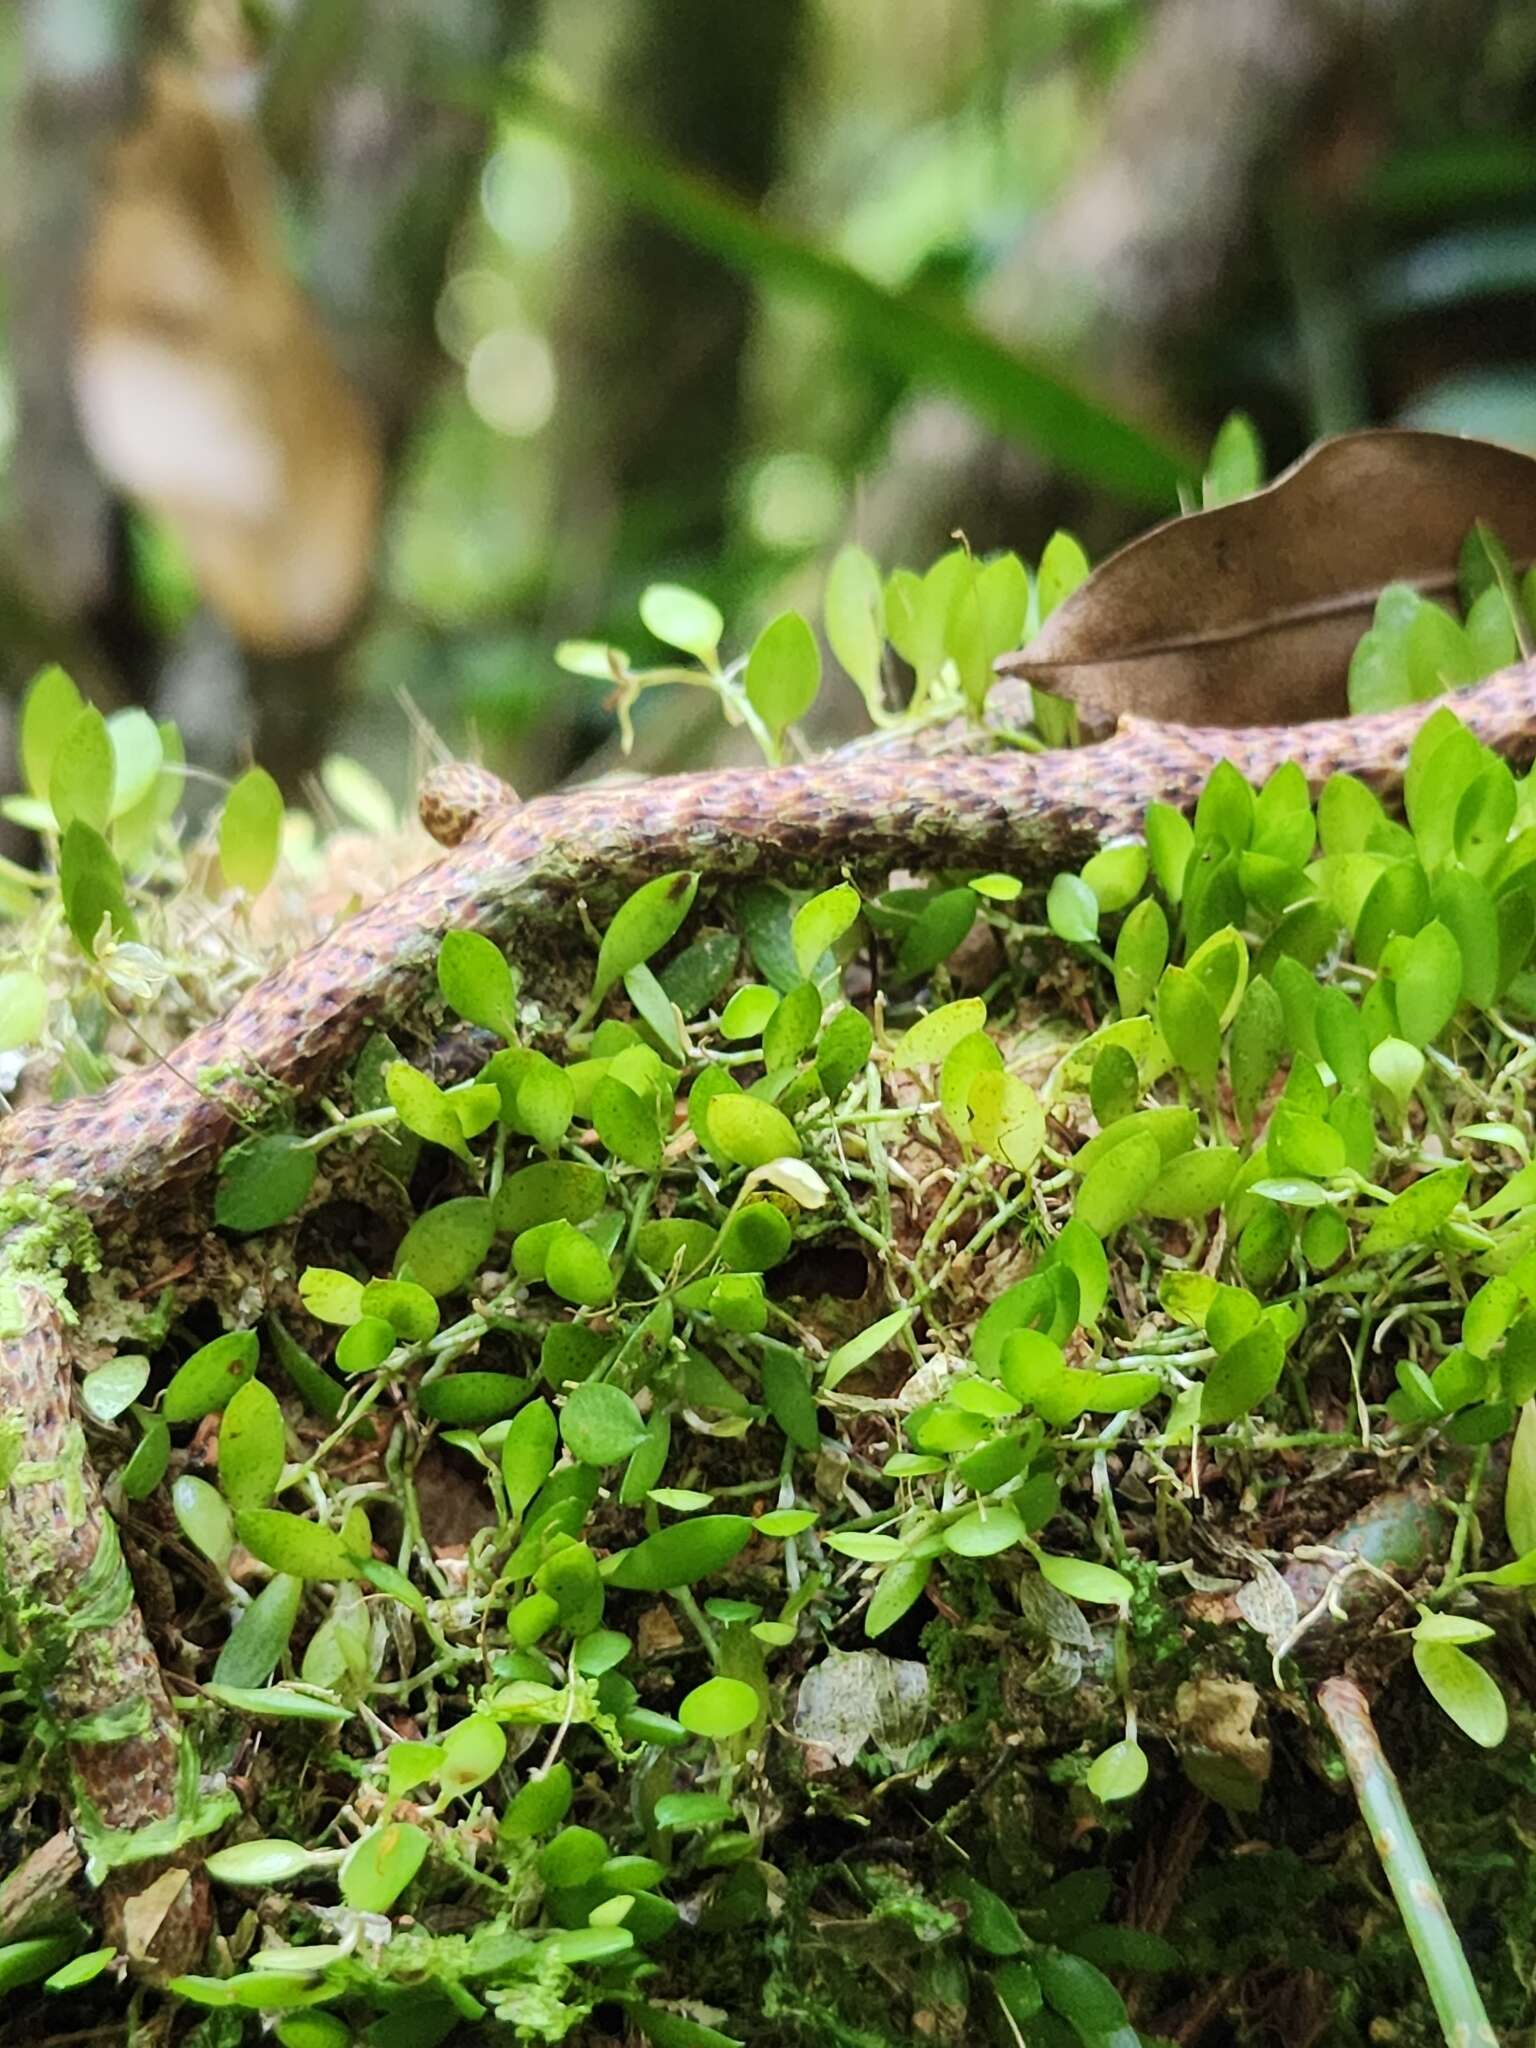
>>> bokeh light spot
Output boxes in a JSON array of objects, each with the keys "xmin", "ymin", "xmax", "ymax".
[
  {"xmin": 465, "ymin": 329, "xmax": 558, "ymax": 438},
  {"xmin": 482, "ymin": 131, "xmax": 573, "ymax": 254},
  {"xmin": 744, "ymin": 451, "xmax": 845, "ymax": 550}
]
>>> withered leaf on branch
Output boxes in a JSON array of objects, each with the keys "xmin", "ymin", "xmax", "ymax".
[{"xmin": 1000, "ymin": 429, "xmax": 1536, "ymax": 729}]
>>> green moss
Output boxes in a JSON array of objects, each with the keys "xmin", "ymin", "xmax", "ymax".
[{"xmin": 0, "ymin": 1186, "xmax": 98, "ymax": 1335}]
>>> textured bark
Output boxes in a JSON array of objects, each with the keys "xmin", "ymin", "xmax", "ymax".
[{"xmin": 0, "ymin": 1286, "xmax": 207, "ymax": 1977}]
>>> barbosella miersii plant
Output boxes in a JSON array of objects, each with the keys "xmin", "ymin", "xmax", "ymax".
[{"xmin": 3, "ymin": 427, "xmax": 1536, "ymax": 2044}]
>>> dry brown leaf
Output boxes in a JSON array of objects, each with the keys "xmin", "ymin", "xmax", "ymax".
[
  {"xmin": 1000, "ymin": 429, "xmax": 1536, "ymax": 727},
  {"xmin": 121, "ymin": 1864, "xmax": 192, "ymax": 1961}
]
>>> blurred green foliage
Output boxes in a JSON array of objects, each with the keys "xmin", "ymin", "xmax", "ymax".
[{"xmin": 3, "ymin": 0, "xmax": 1536, "ymax": 788}]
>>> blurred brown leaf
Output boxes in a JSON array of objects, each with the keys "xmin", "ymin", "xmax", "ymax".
[{"xmin": 72, "ymin": 62, "xmax": 381, "ymax": 655}]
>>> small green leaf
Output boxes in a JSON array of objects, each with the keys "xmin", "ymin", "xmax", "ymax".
[
  {"xmin": 120, "ymin": 1410, "xmax": 170, "ymax": 1499},
  {"xmin": 298, "ymin": 1267, "xmax": 365, "ymax": 1326},
  {"xmin": 107, "ymin": 707, "xmax": 164, "ymax": 820},
  {"xmin": 511, "ymin": 1055, "xmax": 575, "ymax": 1154},
  {"xmin": 1050, "ymin": 1218, "xmax": 1110, "ymax": 1328},
  {"xmin": 50, "ymin": 704, "xmax": 115, "ymax": 833},
  {"xmin": 207, "ymin": 1839, "xmax": 322, "ymax": 1886},
  {"xmin": 386, "ymin": 1740, "xmax": 445, "ymax": 1800},
  {"xmin": 215, "ymin": 1134, "xmax": 317, "ymax": 1233},
  {"xmin": 658, "ymin": 929, "xmax": 739, "ymax": 1019},
  {"xmin": 593, "ymin": 872, "xmax": 700, "ymax": 1007},
  {"xmin": 760, "ymin": 1350, "xmax": 820, "ymax": 1451},
  {"xmin": 755, "ymin": 1508, "xmax": 816, "ymax": 1538},
  {"xmin": 1369, "ymin": 1035, "xmax": 1425, "ymax": 1113},
  {"xmin": 214, "ymin": 1573, "xmax": 301, "ymax": 1687},
  {"xmin": 864, "ymin": 1556, "xmax": 931, "ymax": 1637},
  {"xmin": 1145, "ymin": 802, "xmax": 1194, "ymax": 901},
  {"xmin": 592, "ymin": 1075, "xmax": 663, "ymax": 1174},
  {"xmin": 1185, "ymin": 923, "xmax": 1249, "ymax": 1027},
  {"xmin": 438, "ymin": 930, "xmax": 519, "ymax": 1041},
  {"xmin": 504, "ymin": 1761, "xmax": 574, "ymax": 1840},
  {"xmin": 1086, "ymin": 1737, "xmax": 1148, "ymax": 1802},
  {"xmin": 1157, "ymin": 966, "xmax": 1221, "ymax": 1095},
  {"xmin": 207, "ymin": 1843, "xmax": 325, "ymax": 1884},
  {"xmin": 791, "ymin": 882, "xmax": 859, "ymax": 978},
  {"xmin": 361, "ymin": 1277, "xmax": 439, "ymax": 1340},
  {"xmin": 437, "ymin": 1713, "xmax": 508, "ymax": 1799},
  {"xmin": 538, "ymin": 1824, "xmax": 607, "ymax": 1888},
  {"xmin": 45, "ymin": 1948, "xmax": 117, "ymax": 1994},
  {"xmin": 59, "ymin": 821, "xmax": 136, "ymax": 952},
  {"xmin": 678, "ymin": 1676, "xmax": 759, "ymax": 1739},
  {"xmin": 1362, "ymin": 1164, "xmax": 1468, "ymax": 1252},
  {"xmin": 817, "ymin": 1006, "xmax": 874, "ymax": 1100},
  {"xmin": 894, "ymin": 885, "xmax": 978, "ymax": 979},
  {"xmin": 219, "ymin": 768, "xmax": 284, "ymax": 895},
  {"xmin": 945, "ymin": 1504, "xmax": 1025, "ymax": 1557},
  {"xmin": 173, "ymin": 1474, "xmax": 235, "ymax": 1569},
  {"xmin": 219, "ymin": 1378, "xmax": 286, "ymax": 1511},
  {"xmin": 1113, "ymin": 898, "xmax": 1168, "ymax": 1017},
  {"xmin": 1090, "ymin": 1045, "xmax": 1140, "ymax": 1127},
  {"xmin": 1202, "ymin": 410, "xmax": 1264, "ymax": 507},
  {"xmin": 561, "ymin": 1382, "xmax": 649, "ymax": 1466},
  {"xmin": 640, "ymin": 582, "xmax": 723, "ymax": 663},
  {"xmin": 340, "ymin": 1821, "xmax": 429, "ymax": 1914},
  {"xmin": 1465, "ymin": 1547, "xmax": 1536, "ymax": 1588},
  {"xmin": 823, "ymin": 1307, "xmax": 912, "ymax": 1392},
  {"xmin": 950, "ymin": 1875, "xmax": 1029, "ymax": 1957},
  {"xmin": 1387, "ymin": 918, "xmax": 1463, "ymax": 1046},
  {"xmin": 394, "ymin": 1197, "xmax": 495, "ymax": 1297},
  {"xmin": 1075, "ymin": 1129, "xmax": 1161, "ymax": 1238},
  {"xmin": 1036, "ymin": 1949, "xmax": 1132, "ymax": 2041},
  {"xmin": 604, "ymin": 1515, "xmax": 753, "ymax": 1591},
  {"xmin": 745, "ymin": 611, "xmax": 821, "ymax": 742},
  {"xmin": 163, "ymin": 1330, "xmax": 259, "ymax": 1423},
  {"xmin": 1268, "ymin": 1104, "xmax": 1346, "ymax": 1179},
  {"xmin": 720, "ymin": 984, "xmax": 779, "ymax": 1040},
  {"xmin": 1037, "ymin": 530, "xmax": 1089, "ymax": 620},
  {"xmin": 1047, "ymin": 873, "xmax": 1099, "ymax": 946},
  {"xmin": 493, "ymin": 1160, "xmax": 607, "ymax": 1236},
  {"xmin": 544, "ymin": 1223, "xmax": 616, "ymax": 1306},
  {"xmin": 386, "ymin": 1063, "xmax": 473, "ymax": 1164},
  {"xmin": 503, "ymin": 1399, "xmax": 558, "ymax": 1518},
  {"xmin": 0, "ymin": 970, "xmax": 47, "ymax": 1052},
  {"xmin": 1199, "ymin": 1320, "xmax": 1285, "ymax": 1427},
  {"xmin": 968, "ymin": 1070, "xmax": 1045, "ymax": 1172},
  {"xmin": 717, "ymin": 1203, "xmax": 793, "ymax": 1272},
  {"xmin": 1081, "ymin": 841, "xmax": 1148, "ymax": 913},
  {"xmin": 625, "ymin": 960, "xmax": 686, "ymax": 1058},
  {"xmin": 234, "ymin": 1508, "xmax": 362, "ymax": 1581},
  {"xmin": 20, "ymin": 664, "xmax": 84, "ymax": 802},
  {"xmin": 1413, "ymin": 1639, "xmax": 1507, "ymax": 1748},
  {"xmin": 824, "ymin": 544, "xmax": 886, "ymax": 718},
  {"xmin": 652, "ymin": 1791, "xmax": 732, "ymax": 1833},
  {"xmin": 416, "ymin": 1372, "xmax": 530, "ymax": 1426},
  {"xmin": 893, "ymin": 998, "xmax": 986, "ymax": 1069},
  {"xmin": 555, "ymin": 639, "xmax": 625, "ymax": 679},
  {"xmin": 1142, "ymin": 1146, "xmax": 1239, "ymax": 1220},
  {"xmin": 707, "ymin": 1092, "xmax": 800, "ymax": 1167},
  {"xmin": 268, "ymin": 1318, "xmax": 346, "ymax": 1417},
  {"xmin": 81, "ymin": 1354, "xmax": 151, "ymax": 1423},
  {"xmin": 1036, "ymin": 1554, "xmax": 1133, "ymax": 1611}
]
